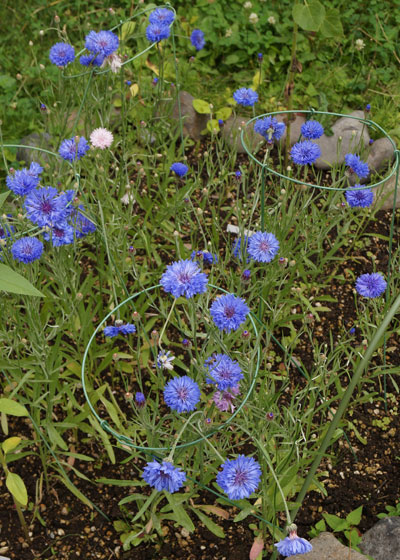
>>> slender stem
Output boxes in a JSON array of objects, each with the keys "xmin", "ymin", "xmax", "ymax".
[
  {"xmin": 159, "ymin": 298, "xmax": 177, "ymax": 348},
  {"xmin": 284, "ymin": 4, "xmax": 299, "ymax": 168},
  {"xmin": 166, "ymin": 410, "xmax": 203, "ymax": 462}
]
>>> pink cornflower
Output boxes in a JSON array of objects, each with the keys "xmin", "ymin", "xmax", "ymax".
[
  {"xmin": 90, "ymin": 128, "xmax": 113, "ymax": 149},
  {"xmin": 213, "ymin": 385, "xmax": 240, "ymax": 413}
]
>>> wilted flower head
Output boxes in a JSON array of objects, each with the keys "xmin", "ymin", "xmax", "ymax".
[
  {"xmin": 290, "ymin": 140, "xmax": 321, "ymax": 165},
  {"xmin": 233, "ymin": 88, "xmax": 258, "ymax": 107},
  {"xmin": 213, "ymin": 385, "xmax": 240, "ymax": 413},
  {"xmin": 275, "ymin": 525, "xmax": 312, "ymax": 557},
  {"xmin": 49, "ymin": 42, "xmax": 75, "ymax": 67},
  {"xmin": 217, "ymin": 455, "xmax": 261, "ymax": 500},
  {"xmin": 142, "ymin": 460, "xmax": 186, "ymax": 493},
  {"xmin": 90, "ymin": 128, "xmax": 113, "ymax": 149},
  {"xmin": 157, "ymin": 349, "xmax": 175, "ymax": 370},
  {"xmin": 254, "ymin": 116, "xmax": 285, "ymax": 143},
  {"xmin": 190, "ymin": 29, "xmax": 205, "ymax": 51},
  {"xmin": 355, "ymin": 272, "xmax": 387, "ymax": 298},
  {"xmin": 164, "ymin": 376, "xmax": 201, "ymax": 413},
  {"xmin": 160, "ymin": 259, "xmax": 208, "ymax": 299}
]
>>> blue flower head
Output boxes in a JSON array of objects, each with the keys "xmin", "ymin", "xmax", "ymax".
[
  {"xmin": 205, "ymin": 354, "xmax": 243, "ymax": 391},
  {"xmin": 190, "ymin": 29, "xmax": 205, "ymax": 51},
  {"xmin": 210, "ymin": 293, "xmax": 249, "ymax": 333},
  {"xmin": 170, "ymin": 162, "xmax": 188, "ymax": 177},
  {"xmin": 80, "ymin": 54, "xmax": 105, "ymax": 67},
  {"xmin": 6, "ymin": 162, "xmax": 43, "ymax": 197},
  {"xmin": 233, "ymin": 88, "xmax": 258, "ymax": 107},
  {"xmin": 345, "ymin": 153, "xmax": 369, "ymax": 179},
  {"xmin": 104, "ymin": 321, "xmax": 136, "ymax": 338},
  {"xmin": 11, "ymin": 237, "xmax": 43, "ymax": 264},
  {"xmin": 301, "ymin": 120, "xmax": 324, "ymax": 139},
  {"xmin": 232, "ymin": 236, "xmax": 250, "ymax": 262},
  {"xmin": 24, "ymin": 186, "xmax": 68, "ymax": 228},
  {"xmin": 275, "ymin": 525, "xmax": 312, "ymax": 557},
  {"xmin": 59, "ymin": 137, "xmax": 90, "ymax": 162},
  {"xmin": 355, "ymin": 273, "xmax": 386, "ymax": 298},
  {"xmin": 290, "ymin": 140, "xmax": 321, "ymax": 165},
  {"xmin": 216, "ymin": 455, "xmax": 261, "ymax": 500},
  {"xmin": 149, "ymin": 8, "xmax": 175, "ymax": 26},
  {"xmin": 142, "ymin": 460, "xmax": 186, "ymax": 493},
  {"xmin": 190, "ymin": 250, "xmax": 217, "ymax": 265},
  {"xmin": 135, "ymin": 392, "xmax": 146, "ymax": 408},
  {"xmin": 49, "ymin": 42, "xmax": 75, "ymax": 67},
  {"xmin": 160, "ymin": 259, "xmax": 208, "ymax": 299},
  {"xmin": 254, "ymin": 116, "xmax": 285, "ymax": 143},
  {"xmin": 71, "ymin": 207, "xmax": 96, "ymax": 239},
  {"xmin": 248, "ymin": 231, "xmax": 279, "ymax": 263},
  {"xmin": 345, "ymin": 185, "xmax": 374, "ymax": 208},
  {"xmin": 146, "ymin": 23, "xmax": 170, "ymax": 43},
  {"xmin": 85, "ymin": 30, "xmax": 119, "ymax": 57},
  {"xmin": 43, "ymin": 224, "xmax": 75, "ymax": 247},
  {"xmin": 164, "ymin": 376, "xmax": 201, "ymax": 413}
]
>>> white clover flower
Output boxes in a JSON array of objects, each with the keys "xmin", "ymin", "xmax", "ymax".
[
  {"xmin": 355, "ymin": 38, "xmax": 365, "ymax": 51},
  {"xmin": 225, "ymin": 28, "xmax": 233, "ymax": 38},
  {"xmin": 268, "ymin": 15, "xmax": 276, "ymax": 24},
  {"xmin": 244, "ymin": 1, "xmax": 252, "ymax": 8},
  {"xmin": 249, "ymin": 12, "xmax": 259, "ymax": 24}
]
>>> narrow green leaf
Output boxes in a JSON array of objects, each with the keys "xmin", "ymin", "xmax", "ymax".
[
  {"xmin": 165, "ymin": 494, "xmax": 195, "ymax": 533},
  {"xmin": 0, "ymin": 398, "xmax": 28, "ymax": 417},
  {"xmin": 191, "ymin": 508, "xmax": 225, "ymax": 538},
  {"xmin": 0, "ymin": 264, "xmax": 44, "ymax": 297},
  {"xmin": 6, "ymin": 472, "xmax": 28, "ymax": 505},
  {"xmin": 0, "ymin": 191, "xmax": 9, "ymax": 210},
  {"xmin": 2, "ymin": 436, "xmax": 21, "ymax": 454}
]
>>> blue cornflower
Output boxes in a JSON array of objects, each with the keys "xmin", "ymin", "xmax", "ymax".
[
  {"xmin": 59, "ymin": 137, "xmax": 90, "ymax": 162},
  {"xmin": 6, "ymin": 162, "xmax": 43, "ymax": 197},
  {"xmin": 104, "ymin": 321, "xmax": 136, "ymax": 338},
  {"xmin": 257, "ymin": 53, "xmax": 263, "ymax": 61},
  {"xmin": 170, "ymin": 162, "xmax": 188, "ymax": 177},
  {"xmin": 345, "ymin": 185, "xmax": 374, "ymax": 208},
  {"xmin": 248, "ymin": 231, "xmax": 279, "ymax": 263},
  {"xmin": 365, "ymin": 104, "xmax": 371, "ymax": 111},
  {"xmin": 233, "ymin": 88, "xmax": 258, "ymax": 107},
  {"xmin": 254, "ymin": 116, "xmax": 285, "ymax": 143},
  {"xmin": 80, "ymin": 53, "xmax": 105, "ymax": 67},
  {"xmin": 190, "ymin": 29, "xmax": 205, "ymax": 51},
  {"xmin": 24, "ymin": 187, "xmax": 67, "ymax": 228},
  {"xmin": 275, "ymin": 525, "xmax": 312, "ymax": 557},
  {"xmin": 355, "ymin": 272, "xmax": 387, "ymax": 298},
  {"xmin": 135, "ymin": 392, "xmax": 146, "ymax": 408},
  {"xmin": 11, "ymin": 237, "xmax": 43, "ymax": 264},
  {"xmin": 160, "ymin": 259, "xmax": 208, "ymax": 299},
  {"xmin": 49, "ymin": 42, "xmax": 75, "ymax": 67},
  {"xmin": 242, "ymin": 269, "xmax": 251, "ymax": 281},
  {"xmin": 210, "ymin": 293, "xmax": 249, "ymax": 333},
  {"xmin": 345, "ymin": 153, "xmax": 369, "ymax": 179},
  {"xmin": 216, "ymin": 455, "xmax": 261, "ymax": 500},
  {"xmin": 218, "ymin": 119, "xmax": 224, "ymax": 126},
  {"xmin": 85, "ymin": 30, "xmax": 119, "ymax": 57},
  {"xmin": 190, "ymin": 250, "xmax": 217, "ymax": 265},
  {"xmin": 149, "ymin": 8, "xmax": 175, "ymax": 26},
  {"xmin": 146, "ymin": 23, "xmax": 170, "ymax": 43},
  {"xmin": 157, "ymin": 349, "xmax": 175, "ymax": 370},
  {"xmin": 301, "ymin": 120, "xmax": 324, "ymax": 139},
  {"xmin": 349, "ymin": 327, "xmax": 356, "ymax": 335},
  {"xmin": 43, "ymin": 224, "xmax": 75, "ymax": 247},
  {"xmin": 290, "ymin": 140, "xmax": 321, "ymax": 165},
  {"xmin": 232, "ymin": 236, "xmax": 250, "ymax": 262},
  {"xmin": 235, "ymin": 170, "xmax": 241, "ymax": 178},
  {"xmin": 142, "ymin": 460, "xmax": 186, "ymax": 493},
  {"xmin": 164, "ymin": 376, "xmax": 201, "ymax": 413},
  {"xmin": 205, "ymin": 354, "xmax": 243, "ymax": 391},
  {"xmin": 71, "ymin": 207, "xmax": 96, "ymax": 239}
]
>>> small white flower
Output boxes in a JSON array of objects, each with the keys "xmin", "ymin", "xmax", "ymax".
[
  {"xmin": 90, "ymin": 128, "xmax": 114, "ymax": 149},
  {"xmin": 121, "ymin": 192, "xmax": 135, "ymax": 205},
  {"xmin": 355, "ymin": 38, "xmax": 365, "ymax": 51},
  {"xmin": 101, "ymin": 53, "xmax": 122, "ymax": 73},
  {"xmin": 244, "ymin": 1, "xmax": 252, "ymax": 8},
  {"xmin": 268, "ymin": 15, "xmax": 276, "ymax": 25},
  {"xmin": 225, "ymin": 28, "xmax": 233, "ymax": 38},
  {"xmin": 249, "ymin": 12, "xmax": 259, "ymax": 24}
]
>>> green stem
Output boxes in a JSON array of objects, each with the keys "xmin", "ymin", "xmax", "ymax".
[
  {"xmin": 166, "ymin": 410, "xmax": 203, "ymax": 462},
  {"xmin": 159, "ymin": 298, "xmax": 177, "ymax": 348}
]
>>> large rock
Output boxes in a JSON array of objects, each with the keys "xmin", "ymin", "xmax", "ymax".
[
  {"xmin": 171, "ymin": 91, "xmax": 209, "ymax": 142},
  {"xmin": 314, "ymin": 111, "xmax": 370, "ymax": 170},
  {"xmin": 275, "ymin": 113, "xmax": 307, "ymax": 145},
  {"xmin": 374, "ymin": 171, "xmax": 400, "ymax": 210},
  {"xmin": 360, "ymin": 517, "xmax": 400, "ymax": 560},
  {"xmin": 222, "ymin": 114, "xmax": 260, "ymax": 154},
  {"xmin": 16, "ymin": 132, "xmax": 52, "ymax": 166},
  {"xmin": 290, "ymin": 532, "xmax": 368, "ymax": 559},
  {"xmin": 367, "ymin": 137, "xmax": 395, "ymax": 173}
]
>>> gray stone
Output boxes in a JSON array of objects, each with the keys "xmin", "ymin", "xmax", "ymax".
[
  {"xmin": 290, "ymin": 532, "xmax": 368, "ymax": 559},
  {"xmin": 367, "ymin": 137, "xmax": 395, "ymax": 173},
  {"xmin": 275, "ymin": 113, "xmax": 307, "ymax": 146},
  {"xmin": 314, "ymin": 111, "xmax": 370, "ymax": 170},
  {"xmin": 16, "ymin": 132, "xmax": 52, "ymax": 165},
  {"xmin": 222, "ymin": 114, "xmax": 260, "ymax": 154},
  {"xmin": 360, "ymin": 517, "xmax": 400, "ymax": 560},
  {"xmin": 171, "ymin": 91, "xmax": 209, "ymax": 142},
  {"xmin": 374, "ymin": 171, "xmax": 400, "ymax": 210}
]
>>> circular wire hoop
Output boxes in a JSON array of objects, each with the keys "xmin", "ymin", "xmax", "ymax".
[
  {"xmin": 240, "ymin": 109, "xmax": 400, "ymax": 192},
  {"xmin": 81, "ymin": 284, "xmax": 261, "ymax": 452}
]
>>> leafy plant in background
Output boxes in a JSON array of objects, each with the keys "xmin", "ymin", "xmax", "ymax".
[{"xmin": 309, "ymin": 506, "xmax": 364, "ymax": 551}]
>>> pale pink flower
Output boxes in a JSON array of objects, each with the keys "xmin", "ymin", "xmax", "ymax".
[
  {"xmin": 213, "ymin": 385, "xmax": 240, "ymax": 413},
  {"xmin": 101, "ymin": 53, "xmax": 122, "ymax": 73},
  {"xmin": 90, "ymin": 128, "xmax": 113, "ymax": 149}
]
